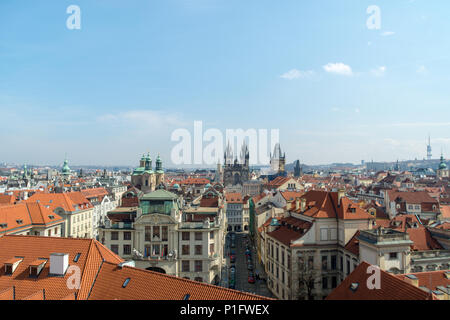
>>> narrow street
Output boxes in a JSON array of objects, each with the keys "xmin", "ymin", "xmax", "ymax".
[{"xmin": 226, "ymin": 232, "xmax": 274, "ymax": 298}]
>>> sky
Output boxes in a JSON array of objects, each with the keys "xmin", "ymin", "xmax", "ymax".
[{"xmin": 1, "ymin": 0, "xmax": 450, "ymax": 167}]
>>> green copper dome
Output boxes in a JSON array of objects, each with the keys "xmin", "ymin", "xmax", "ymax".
[
  {"xmin": 439, "ymin": 155, "xmax": 447, "ymax": 170},
  {"xmin": 62, "ymin": 159, "xmax": 71, "ymax": 174},
  {"xmin": 155, "ymin": 154, "xmax": 163, "ymax": 173}
]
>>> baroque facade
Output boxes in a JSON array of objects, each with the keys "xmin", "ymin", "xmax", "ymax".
[{"xmin": 131, "ymin": 153, "xmax": 165, "ymax": 193}]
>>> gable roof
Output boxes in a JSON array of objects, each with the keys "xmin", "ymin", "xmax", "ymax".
[
  {"xmin": 0, "ymin": 235, "xmax": 123, "ymax": 300},
  {"xmin": 0, "ymin": 203, "xmax": 64, "ymax": 235},
  {"xmin": 27, "ymin": 192, "xmax": 93, "ymax": 213},
  {"xmin": 326, "ymin": 262, "xmax": 435, "ymax": 300}
]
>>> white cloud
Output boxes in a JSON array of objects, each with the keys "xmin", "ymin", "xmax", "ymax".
[
  {"xmin": 417, "ymin": 65, "xmax": 428, "ymax": 75},
  {"xmin": 280, "ymin": 69, "xmax": 314, "ymax": 80},
  {"xmin": 381, "ymin": 31, "xmax": 395, "ymax": 36},
  {"xmin": 371, "ymin": 66, "xmax": 386, "ymax": 77},
  {"xmin": 355, "ymin": 108, "xmax": 360, "ymax": 113},
  {"xmin": 323, "ymin": 63, "xmax": 353, "ymax": 76}
]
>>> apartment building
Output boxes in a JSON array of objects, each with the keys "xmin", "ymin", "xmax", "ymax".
[
  {"xmin": 99, "ymin": 184, "xmax": 227, "ymax": 285},
  {"xmin": 263, "ymin": 190, "xmax": 374, "ymax": 300},
  {"xmin": 27, "ymin": 192, "xmax": 94, "ymax": 238},
  {"xmin": 81, "ymin": 187, "xmax": 116, "ymax": 240},
  {"xmin": 0, "ymin": 203, "xmax": 64, "ymax": 237}
]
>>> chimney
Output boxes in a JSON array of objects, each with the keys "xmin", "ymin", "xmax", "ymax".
[
  {"xmin": 295, "ymin": 198, "xmax": 300, "ymax": 210},
  {"xmin": 49, "ymin": 253, "xmax": 69, "ymax": 276},
  {"xmin": 338, "ymin": 188, "xmax": 345, "ymax": 206},
  {"xmin": 300, "ymin": 198, "xmax": 306, "ymax": 212}
]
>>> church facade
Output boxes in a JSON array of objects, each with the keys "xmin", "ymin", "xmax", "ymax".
[
  {"xmin": 222, "ymin": 142, "xmax": 250, "ymax": 187},
  {"xmin": 131, "ymin": 153, "xmax": 165, "ymax": 193}
]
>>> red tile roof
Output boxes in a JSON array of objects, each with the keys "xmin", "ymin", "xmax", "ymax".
[
  {"xmin": 0, "ymin": 235, "xmax": 123, "ymax": 300},
  {"xmin": 395, "ymin": 270, "xmax": 450, "ymax": 292},
  {"xmin": 27, "ymin": 192, "xmax": 93, "ymax": 213},
  {"xmin": 326, "ymin": 262, "xmax": 435, "ymax": 300},
  {"xmin": 0, "ymin": 203, "xmax": 64, "ymax": 235},
  {"xmin": 87, "ymin": 262, "xmax": 272, "ymax": 300}
]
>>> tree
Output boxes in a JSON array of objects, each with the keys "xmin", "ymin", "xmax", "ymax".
[{"xmin": 297, "ymin": 254, "xmax": 321, "ymax": 300}]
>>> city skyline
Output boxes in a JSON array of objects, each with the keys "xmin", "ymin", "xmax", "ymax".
[{"xmin": 1, "ymin": 1, "xmax": 450, "ymax": 166}]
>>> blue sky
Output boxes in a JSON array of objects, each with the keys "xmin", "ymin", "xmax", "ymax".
[{"xmin": 1, "ymin": 0, "xmax": 450, "ymax": 167}]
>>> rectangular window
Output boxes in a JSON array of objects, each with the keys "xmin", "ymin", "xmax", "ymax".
[
  {"xmin": 162, "ymin": 226, "xmax": 168, "ymax": 241},
  {"xmin": 210, "ymin": 243, "xmax": 214, "ymax": 255},
  {"xmin": 340, "ymin": 256, "xmax": 343, "ymax": 271},
  {"xmin": 210, "ymin": 231, "xmax": 214, "ymax": 239},
  {"xmin": 182, "ymin": 260, "xmax": 190, "ymax": 272},
  {"xmin": 123, "ymin": 245, "xmax": 131, "ymax": 255},
  {"xmin": 320, "ymin": 228, "xmax": 328, "ymax": 241},
  {"xmin": 195, "ymin": 232, "xmax": 202, "ymax": 241},
  {"xmin": 111, "ymin": 232, "xmax": 118, "ymax": 241},
  {"xmin": 389, "ymin": 252, "xmax": 398, "ymax": 260},
  {"xmin": 123, "ymin": 232, "xmax": 131, "ymax": 241},
  {"xmin": 322, "ymin": 255, "xmax": 328, "ymax": 270},
  {"xmin": 145, "ymin": 226, "xmax": 151, "ymax": 241},
  {"xmin": 332, "ymin": 276, "xmax": 337, "ymax": 288},
  {"xmin": 331, "ymin": 255, "xmax": 337, "ymax": 270},
  {"xmin": 182, "ymin": 245, "xmax": 190, "ymax": 255},
  {"xmin": 330, "ymin": 228, "xmax": 337, "ymax": 240},
  {"xmin": 182, "ymin": 232, "xmax": 190, "ymax": 241},
  {"xmin": 195, "ymin": 245, "xmax": 203, "ymax": 255},
  {"xmin": 152, "ymin": 226, "xmax": 160, "ymax": 240},
  {"xmin": 346, "ymin": 260, "xmax": 350, "ymax": 275},
  {"xmin": 322, "ymin": 277, "xmax": 328, "ymax": 289},
  {"xmin": 111, "ymin": 244, "xmax": 119, "ymax": 254},
  {"xmin": 195, "ymin": 260, "xmax": 202, "ymax": 272}
]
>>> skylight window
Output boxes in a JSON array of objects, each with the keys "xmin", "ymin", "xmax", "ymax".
[
  {"xmin": 122, "ymin": 278, "xmax": 131, "ymax": 288},
  {"xmin": 73, "ymin": 253, "xmax": 81, "ymax": 262}
]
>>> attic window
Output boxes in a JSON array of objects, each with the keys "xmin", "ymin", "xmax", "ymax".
[
  {"xmin": 0, "ymin": 223, "xmax": 7, "ymax": 229},
  {"xmin": 122, "ymin": 278, "xmax": 131, "ymax": 288},
  {"xmin": 16, "ymin": 219, "xmax": 23, "ymax": 225},
  {"xmin": 73, "ymin": 253, "xmax": 81, "ymax": 263},
  {"xmin": 48, "ymin": 215, "xmax": 55, "ymax": 220},
  {"xmin": 350, "ymin": 283, "xmax": 359, "ymax": 292}
]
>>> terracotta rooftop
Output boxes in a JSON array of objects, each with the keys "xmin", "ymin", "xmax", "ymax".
[{"xmin": 326, "ymin": 262, "xmax": 436, "ymax": 300}]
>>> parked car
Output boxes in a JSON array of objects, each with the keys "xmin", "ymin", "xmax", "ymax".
[
  {"xmin": 245, "ymin": 249, "xmax": 251, "ymax": 256},
  {"xmin": 230, "ymin": 256, "xmax": 236, "ymax": 264},
  {"xmin": 247, "ymin": 264, "xmax": 253, "ymax": 271},
  {"xmin": 248, "ymin": 275, "xmax": 255, "ymax": 284}
]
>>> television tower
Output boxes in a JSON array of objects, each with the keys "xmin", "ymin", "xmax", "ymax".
[{"xmin": 427, "ymin": 135, "xmax": 432, "ymax": 160}]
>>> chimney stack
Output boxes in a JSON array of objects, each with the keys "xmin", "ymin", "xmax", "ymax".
[
  {"xmin": 295, "ymin": 198, "xmax": 300, "ymax": 210},
  {"xmin": 338, "ymin": 188, "xmax": 345, "ymax": 206},
  {"xmin": 49, "ymin": 253, "xmax": 69, "ymax": 276},
  {"xmin": 300, "ymin": 198, "xmax": 306, "ymax": 212}
]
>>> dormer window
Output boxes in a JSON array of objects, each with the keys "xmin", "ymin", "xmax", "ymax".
[
  {"xmin": 16, "ymin": 219, "xmax": 23, "ymax": 225},
  {"xmin": 4, "ymin": 257, "xmax": 23, "ymax": 275},
  {"xmin": 48, "ymin": 215, "xmax": 55, "ymax": 220},
  {"xmin": 29, "ymin": 259, "xmax": 47, "ymax": 278},
  {"xmin": 0, "ymin": 223, "xmax": 8, "ymax": 229}
]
